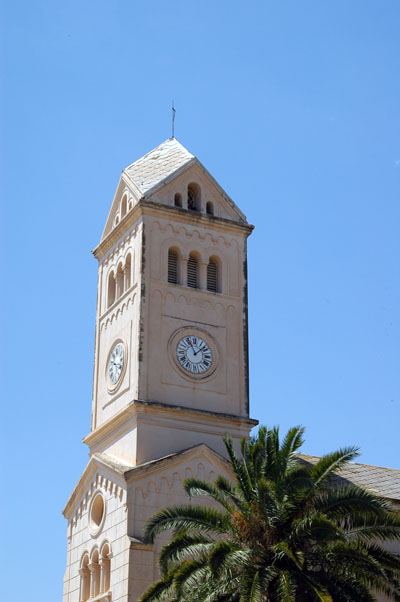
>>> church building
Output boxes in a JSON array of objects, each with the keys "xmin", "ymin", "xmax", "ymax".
[
  {"xmin": 62, "ymin": 138, "xmax": 400, "ymax": 602},
  {"xmin": 62, "ymin": 138, "xmax": 258, "ymax": 602}
]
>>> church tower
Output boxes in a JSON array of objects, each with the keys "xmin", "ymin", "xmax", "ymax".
[{"xmin": 62, "ymin": 139, "xmax": 257, "ymax": 602}]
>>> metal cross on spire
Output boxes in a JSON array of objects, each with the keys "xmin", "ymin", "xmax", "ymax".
[{"xmin": 172, "ymin": 101, "xmax": 176, "ymax": 138}]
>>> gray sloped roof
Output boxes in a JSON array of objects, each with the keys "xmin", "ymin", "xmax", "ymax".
[
  {"xmin": 96, "ymin": 448, "xmax": 400, "ymax": 500},
  {"xmin": 123, "ymin": 138, "xmax": 194, "ymax": 196},
  {"xmin": 300, "ymin": 454, "xmax": 400, "ymax": 501}
]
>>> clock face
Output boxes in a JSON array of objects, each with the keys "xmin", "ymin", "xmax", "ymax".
[
  {"xmin": 176, "ymin": 335, "xmax": 213, "ymax": 375},
  {"xmin": 108, "ymin": 342, "xmax": 125, "ymax": 386}
]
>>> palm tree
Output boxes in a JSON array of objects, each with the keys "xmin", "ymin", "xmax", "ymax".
[{"xmin": 140, "ymin": 426, "xmax": 400, "ymax": 602}]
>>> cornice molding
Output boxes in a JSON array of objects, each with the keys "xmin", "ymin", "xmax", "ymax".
[
  {"xmin": 141, "ymin": 201, "xmax": 254, "ymax": 234},
  {"xmin": 62, "ymin": 454, "xmax": 130, "ymax": 519},
  {"xmin": 93, "ymin": 201, "xmax": 254, "ymax": 260},
  {"xmin": 124, "ymin": 443, "xmax": 233, "ymax": 483},
  {"xmin": 93, "ymin": 204, "xmax": 143, "ymax": 259},
  {"xmin": 129, "ymin": 536, "xmax": 154, "ymax": 551},
  {"xmin": 83, "ymin": 399, "xmax": 258, "ymax": 450}
]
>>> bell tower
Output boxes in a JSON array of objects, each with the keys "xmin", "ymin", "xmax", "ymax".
[
  {"xmin": 84, "ymin": 138, "xmax": 256, "ymax": 466},
  {"xmin": 62, "ymin": 139, "xmax": 257, "ymax": 602}
]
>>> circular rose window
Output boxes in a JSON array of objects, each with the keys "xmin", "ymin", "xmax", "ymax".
[{"xmin": 89, "ymin": 491, "xmax": 106, "ymax": 536}]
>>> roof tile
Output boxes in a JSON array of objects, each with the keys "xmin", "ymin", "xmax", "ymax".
[
  {"xmin": 124, "ymin": 138, "xmax": 194, "ymax": 195},
  {"xmin": 299, "ymin": 454, "xmax": 400, "ymax": 501}
]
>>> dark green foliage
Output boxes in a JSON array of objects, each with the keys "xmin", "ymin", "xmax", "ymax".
[{"xmin": 139, "ymin": 426, "xmax": 400, "ymax": 602}]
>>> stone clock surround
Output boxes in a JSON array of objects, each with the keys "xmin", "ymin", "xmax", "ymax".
[{"xmin": 169, "ymin": 327, "xmax": 218, "ymax": 380}]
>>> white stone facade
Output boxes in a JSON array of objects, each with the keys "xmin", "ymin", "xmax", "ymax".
[{"xmin": 63, "ymin": 139, "xmax": 257, "ymax": 602}]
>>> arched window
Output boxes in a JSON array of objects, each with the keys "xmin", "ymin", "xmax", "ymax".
[
  {"xmin": 206, "ymin": 201, "xmax": 214, "ymax": 216},
  {"xmin": 100, "ymin": 543, "xmax": 111, "ymax": 593},
  {"xmin": 107, "ymin": 271, "xmax": 116, "ymax": 308},
  {"xmin": 168, "ymin": 249, "xmax": 178, "ymax": 284},
  {"xmin": 90, "ymin": 549, "xmax": 101, "ymax": 598},
  {"xmin": 207, "ymin": 256, "xmax": 220, "ymax": 293},
  {"xmin": 125, "ymin": 253, "xmax": 132, "ymax": 289},
  {"xmin": 187, "ymin": 253, "xmax": 198, "ymax": 288},
  {"xmin": 121, "ymin": 195, "xmax": 127, "ymax": 218},
  {"xmin": 187, "ymin": 183, "xmax": 200, "ymax": 211},
  {"xmin": 79, "ymin": 554, "xmax": 90, "ymax": 602},
  {"xmin": 174, "ymin": 193, "xmax": 182, "ymax": 208},
  {"xmin": 116, "ymin": 263, "xmax": 124, "ymax": 299}
]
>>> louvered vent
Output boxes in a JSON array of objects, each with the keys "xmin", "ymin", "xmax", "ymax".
[
  {"xmin": 168, "ymin": 250, "xmax": 178, "ymax": 284},
  {"xmin": 207, "ymin": 260, "xmax": 218, "ymax": 292},
  {"xmin": 187, "ymin": 188, "xmax": 197, "ymax": 211},
  {"xmin": 187, "ymin": 256, "xmax": 198, "ymax": 288}
]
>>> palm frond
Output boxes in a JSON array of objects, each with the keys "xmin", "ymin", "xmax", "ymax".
[
  {"xmin": 239, "ymin": 565, "xmax": 263, "ymax": 602},
  {"xmin": 184, "ymin": 477, "xmax": 234, "ymax": 511},
  {"xmin": 293, "ymin": 512, "xmax": 344, "ymax": 544},
  {"xmin": 280, "ymin": 426, "xmax": 305, "ymax": 466},
  {"xmin": 310, "ymin": 446, "xmax": 360, "ymax": 486},
  {"xmin": 324, "ymin": 541, "xmax": 389, "ymax": 579},
  {"xmin": 158, "ymin": 531, "xmax": 213, "ymax": 574},
  {"xmin": 361, "ymin": 542, "xmax": 400, "ymax": 572},
  {"xmin": 276, "ymin": 570, "xmax": 296, "ymax": 602},
  {"xmin": 322, "ymin": 576, "xmax": 377, "ymax": 602},
  {"xmin": 144, "ymin": 504, "xmax": 232, "ymax": 543},
  {"xmin": 240, "ymin": 437, "xmax": 256, "ymax": 487},
  {"xmin": 315, "ymin": 486, "xmax": 394, "ymax": 521},
  {"xmin": 248, "ymin": 570, "xmax": 262, "ymax": 602},
  {"xmin": 214, "ymin": 475, "xmax": 245, "ymax": 510},
  {"xmin": 223, "ymin": 435, "xmax": 254, "ymax": 503},
  {"xmin": 138, "ymin": 567, "xmax": 176, "ymax": 602},
  {"xmin": 140, "ymin": 425, "xmax": 400, "ymax": 602},
  {"xmin": 272, "ymin": 541, "xmax": 304, "ymax": 570},
  {"xmin": 208, "ymin": 540, "xmax": 238, "ymax": 576},
  {"xmin": 173, "ymin": 559, "xmax": 208, "ymax": 594},
  {"xmin": 253, "ymin": 477, "xmax": 279, "ymax": 523},
  {"xmin": 264, "ymin": 426, "xmax": 280, "ymax": 480},
  {"xmin": 345, "ymin": 509, "xmax": 400, "ymax": 542}
]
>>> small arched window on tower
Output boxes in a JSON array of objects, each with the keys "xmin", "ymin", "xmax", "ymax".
[
  {"xmin": 187, "ymin": 183, "xmax": 200, "ymax": 211},
  {"xmin": 168, "ymin": 248, "xmax": 178, "ymax": 284},
  {"xmin": 79, "ymin": 554, "xmax": 90, "ymax": 602},
  {"xmin": 121, "ymin": 194, "xmax": 127, "ymax": 218},
  {"xmin": 187, "ymin": 253, "xmax": 198, "ymax": 288},
  {"xmin": 107, "ymin": 271, "xmax": 116, "ymax": 308},
  {"xmin": 116, "ymin": 263, "xmax": 124, "ymax": 299},
  {"xmin": 125, "ymin": 253, "xmax": 132, "ymax": 290},
  {"xmin": 207, "ymin": 256, "xmax": 220, "ymax": 293},
  {"xmin": 206, "ymin": 201, "xmax": 214, "ymax": 216},
  {"xmin": 174, "ymin": 193, "xmax": 182, "ymax": 208}
]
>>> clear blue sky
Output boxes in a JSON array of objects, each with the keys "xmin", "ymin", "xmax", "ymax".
[{"xmin": 1, "ymin": 1, "xmax": 399, "ymax": 600}]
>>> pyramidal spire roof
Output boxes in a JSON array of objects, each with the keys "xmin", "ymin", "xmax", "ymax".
[
  {"xmin": 99, "ymin": 137, "xmax": 249, "ymax": 245},
  {"xmin": 123, "ymin": 138, "xmax": 195, "ymax": 196}
]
